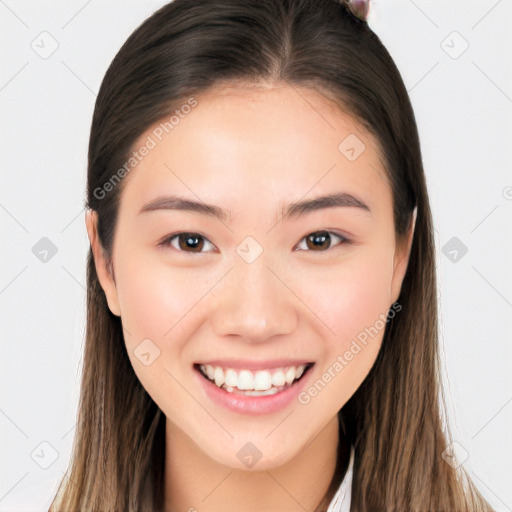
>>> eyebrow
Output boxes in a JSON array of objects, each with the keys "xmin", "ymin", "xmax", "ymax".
[{"xmin": 138, "ymin": 192, "xmax": 371, "ymax": 221}]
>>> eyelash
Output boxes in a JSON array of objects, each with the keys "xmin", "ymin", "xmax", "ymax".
[{"xmin": 159, "ymin": 230, "xmax": 351, "ymax": 254}]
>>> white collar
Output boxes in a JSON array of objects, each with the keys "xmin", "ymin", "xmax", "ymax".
[{"xmin": 325, "ymin": 444, "xmax": 354, "ymax": 512}]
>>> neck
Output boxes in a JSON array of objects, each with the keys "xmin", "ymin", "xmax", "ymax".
[{"xmin": 163, "ymin": 415, "xmax": 349, "ymax": 512}]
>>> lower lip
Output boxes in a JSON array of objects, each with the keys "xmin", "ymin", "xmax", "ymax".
[{"xmin": 194, "ymin": 365, "xmax": 314, "ymax": 415}]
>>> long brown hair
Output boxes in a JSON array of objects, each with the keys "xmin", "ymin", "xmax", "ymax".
[{"xmin": 49, "ymin": 0, "xmax": 494, "ymax": 510}]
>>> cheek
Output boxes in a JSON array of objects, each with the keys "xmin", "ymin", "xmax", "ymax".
[
  {"xmin": 114, "ymin": 251, "xmax": 201, "ymax": 344},
  {"xmin": 294, "ymin": 246, "xmax": 394, "ymax": 352},
  {"xmin": 113, "ymin": 252, "xmax": 206, "ymax": 412},
  {"xmin": 333, "ymin": 264, "xmax": 391, "ymax": 339},
  {"xmin": 294, "ymin": 250, "xmax": 395, "ymax": 410}
]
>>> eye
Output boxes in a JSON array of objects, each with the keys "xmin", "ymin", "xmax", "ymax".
[
  {"xmin": 160, "ymin": 232, "xmax": 216, "ymax": 253},
  {"xmin": 295, "ymin": 230, "xmax": 350, "ymax": 252},
  {"xmin": 159, "ymin": 230, "xmax": 350, "ymax": 254}
]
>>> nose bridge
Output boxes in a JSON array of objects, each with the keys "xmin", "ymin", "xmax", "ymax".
[{"xmin": 209, "ymin": 251, "xmax": 298, "ymax": 342}]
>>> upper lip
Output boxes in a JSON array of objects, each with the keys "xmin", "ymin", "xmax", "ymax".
[{"xmin": 194, "ymin": 359, "xmax": 314, "ymax": 371}]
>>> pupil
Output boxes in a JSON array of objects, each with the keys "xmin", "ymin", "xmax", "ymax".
[
  {"xmin": 180, "ymin": 233, "xmax": 203, "ymax": 252},
  {"xmin": 308, "ymin": 231, "xmax": 330, "ymax": 250}
]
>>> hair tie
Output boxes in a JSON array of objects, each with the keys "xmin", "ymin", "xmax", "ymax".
[{"xmin": 346, "ymin": 0, "xmax": 370, "ymax": 22}]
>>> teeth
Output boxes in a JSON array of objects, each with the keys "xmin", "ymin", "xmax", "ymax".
[
  {"xmin": 224, "ymin": 368, "xmax": 238, "ymax": 387},
  {"xmin": 271, "ymin": 371, "xmax": 285, "ymax": 387},
  {"xmin": 199, "ymin": 363, "xmax": 308, "ymax": 393},
  {"xmin": 285, "ymin": 367, "xmax": 296, "ymax": 385},
  {"xmin": 253, "ymin": 370, "xmax": 272, "ymax": 391},
  {"xmin": 243, "ymin": 387, "xmax": 279, "ymax": 396},
  {"xmin": 213, "ymin": 367, "xmax": 224, "ymax": 387},
  {"xmin": 238, "ymin": 370, "xmax": 253, "ymax": 390}
]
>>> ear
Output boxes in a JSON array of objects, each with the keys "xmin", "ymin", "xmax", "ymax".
[
  {"xmin": 85, "ymin": 209, "xmax": 121, "ymax": 317},
  {"xmin": 389, "ymin": 207, "xmax": 417, "ymax": 305}
]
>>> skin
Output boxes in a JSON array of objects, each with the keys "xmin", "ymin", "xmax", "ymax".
[{"xmin": 86, "ymin": 83, "xmax": 415, "ymax": 512}]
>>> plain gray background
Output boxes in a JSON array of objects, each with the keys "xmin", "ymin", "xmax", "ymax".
[{"xmin": 1, "ymin": 0, "xmax": 511, "ymax": 510}]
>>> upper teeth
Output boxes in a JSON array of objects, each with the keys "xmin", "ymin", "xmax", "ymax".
[{"xmin": 199, "ymin": 364, "xmax": 307, "ymax": 391}]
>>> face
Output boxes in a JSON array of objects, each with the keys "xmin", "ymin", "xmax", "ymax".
[{"xmin": 86, "ymin": 83, "xmax": 414, "ymax": 471}]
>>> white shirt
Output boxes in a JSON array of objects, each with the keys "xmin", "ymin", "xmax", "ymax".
[{"xmin": 325, "ymin": 444, "xmax": 354, "ymax": 512}]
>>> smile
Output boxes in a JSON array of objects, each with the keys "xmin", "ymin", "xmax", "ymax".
[{"xmin": 196, "ymin": 363, "xmax": 314, "ymax": 396}]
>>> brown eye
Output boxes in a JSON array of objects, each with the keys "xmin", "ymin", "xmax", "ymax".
[
  {"xmin": 296, "ymin": 230, "xmax": 350, "ymax": 252},
  {"xmin": 178, "ymin": 233, "xmax": 203, "ymax": 252},
  {"xmin": 306, "ymin": 231, "xmax": 331, "ymax": 250},
  {"xmin": 161, "ymin": 232, "xmax": 215, "ymax": 253}
]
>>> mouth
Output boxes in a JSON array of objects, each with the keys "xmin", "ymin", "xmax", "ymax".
[{"xmin": 193, "ymin": 362, "xmax": 315, "ymax": 397}]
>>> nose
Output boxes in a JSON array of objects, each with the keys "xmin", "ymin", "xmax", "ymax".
[{"xmin": 209, "ymin": 257, "xmax": 298, "ymax": 343}]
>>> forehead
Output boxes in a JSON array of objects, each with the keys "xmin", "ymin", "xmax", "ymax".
[{"xmin": 119, "ymin": 83, "xmax": 391, "ymax": 220}]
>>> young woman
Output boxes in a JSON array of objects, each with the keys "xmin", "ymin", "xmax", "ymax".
[{"xmin": 49, "ymin": 0, "xmax": 495, "ymax": 510}]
